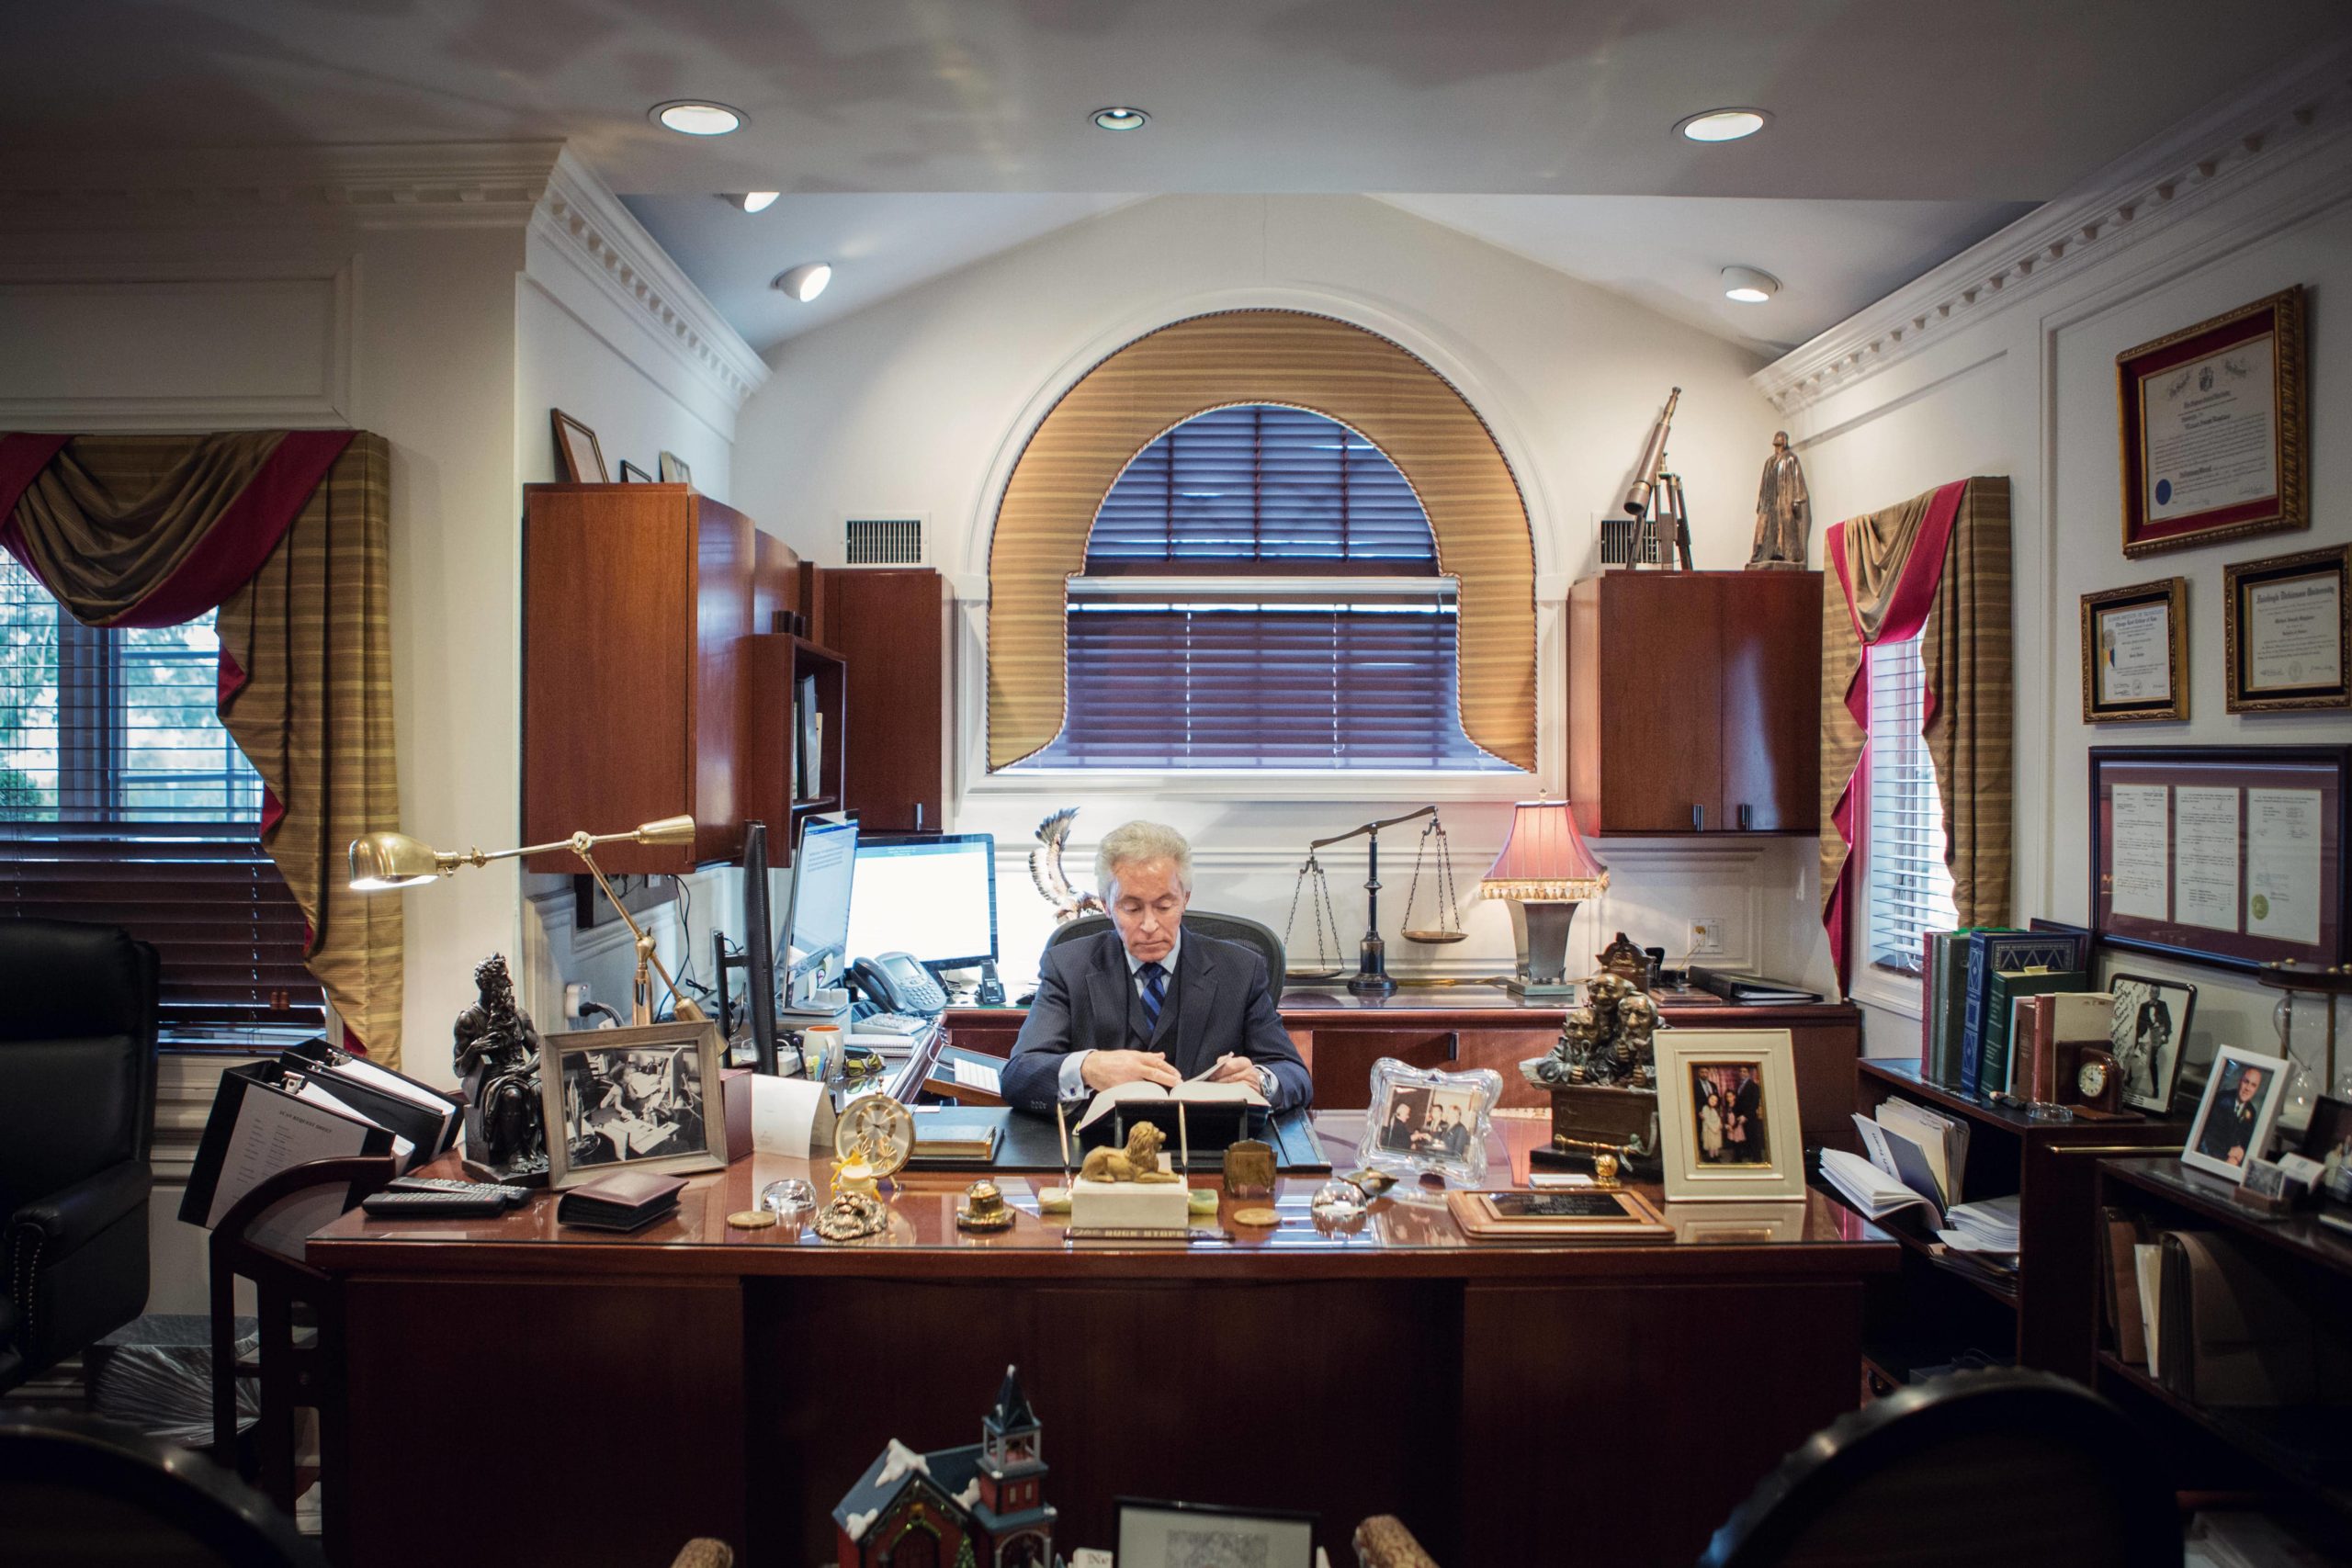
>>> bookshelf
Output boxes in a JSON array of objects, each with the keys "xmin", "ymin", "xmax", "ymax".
[
  {"xmin": 1841, "ymin": 1057, "xmax": 2184, "ymax": 1390},
  {"xmin": 2093, "ymin": 1156, "xmax": 2352, "ymax": 1554}
]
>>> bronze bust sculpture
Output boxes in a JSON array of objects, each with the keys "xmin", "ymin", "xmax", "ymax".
[{"xmin": 451, "ymin": 953, "xmax": 546, "ymax": 1179}]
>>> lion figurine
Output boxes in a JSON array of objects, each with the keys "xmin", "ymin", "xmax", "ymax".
[{"xmin": 1080, "ymin": 1121, "xmax": 1181, "ymax": 1183}]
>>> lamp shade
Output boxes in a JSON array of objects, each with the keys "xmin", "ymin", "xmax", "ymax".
[
  {"xmin": 348, "ymin": 830, "xmax": 443, "ymax": 891},
  {"xmin": 1479, "ymin": 800, "xmax": 1608, "ymax": 901}
]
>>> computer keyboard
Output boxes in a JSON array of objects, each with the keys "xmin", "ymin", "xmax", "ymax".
[{"xmin": 855, "ymin": 1011, "xmax": 933, "ymax": 1037}]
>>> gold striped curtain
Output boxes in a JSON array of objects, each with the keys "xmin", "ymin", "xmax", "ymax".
[
  {"xmin": 1820, "ymin": 476, "xmax": 2011, "ymax": 985},
  {"xmin": 3, "ymin": 433, "xmax": 404, "ymax": 1066},
  {"xmin": 987, "ymin": 310, "xmax": 1537, "ymax": 772}
]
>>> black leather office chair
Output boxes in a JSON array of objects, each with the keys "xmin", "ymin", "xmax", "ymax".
[
  {"xmin": 1700, "ymin": 1369, "xmax": 2179, "ymax": 1567},
  {"xmin": 0, "ymin": 1407, "xmax": 325, "ymax": 1567},
  {"xmin": 0, "ymin": 919, "xmax": 160, "ymax": 1393},
  {"xmin": 1044, "ymin": 909, "xmax": 1286, "ymax": 982}
]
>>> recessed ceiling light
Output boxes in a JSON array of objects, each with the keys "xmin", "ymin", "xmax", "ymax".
[
  {"xmin": 1721, "ymin": 266, "xmax": 1781, "ymax": 303},
  {"xmin": 1091, "ymin": 107, "xmax": 1149, "ymax": 131},
  {"xmin": 1677, "ymin": 107, "xmax": 1770, "ymax": 143},
  {"xmin": 737, "ymin": 191, "xmax": 780, "ymax": 214},
  {"xmin": 772, "ymin": 262, "xmax": 832, "ymax": 302},
  {"xmin": 652, "ymin": 101, "xmax": 744, "ymax": 137}
]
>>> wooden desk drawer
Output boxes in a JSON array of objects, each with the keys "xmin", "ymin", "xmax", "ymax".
[{"xmin": 1306, "ymin": 1029, "xmax": 1459, "ymax": 1110}]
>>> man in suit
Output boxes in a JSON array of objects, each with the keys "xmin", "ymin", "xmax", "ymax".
[
  {"xmin": 1001, "ymin": 820, "xmax": 1312, "ymax": 1112},
  {"xmin": 1729, "ymin": 1066, "xmax": 1767, "ymax": 1165},
  {"xmin": 2198, "ymin": 1062, "xmax": 2266, "ymax": 1167}
]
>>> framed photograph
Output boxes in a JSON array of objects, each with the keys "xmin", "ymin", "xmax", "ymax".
[
  {"xmin": 538, "ymin": 1021, "xmax": 728, "ymax": 1190},
  {"xmin": 1356, "ymin": 1058, "xmax": 1502, "ymax": 1186},
  {"xmin": 618, "ymin": 458, "xmax": 654, "ymax": 483},
  {"xmin": 1444, "ymin": 1187, "xmax": 1670, "ymax": 1241},
  {"xmin": 2117, "ymin": 285, "xmax": 2305, "ymax": 558},
  {"xmin": 2225, "ymin": 545, "xmax": 2348, "ymax": 714},
  {"xmin": 2107, "ymin": 973, "xmax": 2197, "ymax": 1114},
  {"xmin": 550, "ymin": 409, "xmax": 607, "ymax": 483},
  {"xmin": 2090, "ymin": 745, "xmax": 2351, "ymax": 974},
  {"xmin": 1117, "ymin": 1499, "xmax": 1314, "ymax": 1568},
  {"xmin": 657, "ymin": 449, "xmax": 693, "ymax": 486},
  {"xmin": 2081, "ymin": 578, "xmax": 2187, "ymax": 722},
  {"xmin": 2301, "ymin": 1096, "xmax": 2352, "ymax": 1204},
  {"xmin": 1653, "ymin": 1030, "xmax": 1805, "ymax": 1203},
  {"xmin": 2181, "ymin": 1045, "xmax": 2290, "ymax": 1182}
]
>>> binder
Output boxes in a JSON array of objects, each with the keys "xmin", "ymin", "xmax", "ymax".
[
  {"xmin": 179, "ymin": 1058, "xmax": 402, "ymax": 1231},
  {"xmin": 280, "ymin": 1039, "xmax": 460, "ymax": 1158}
]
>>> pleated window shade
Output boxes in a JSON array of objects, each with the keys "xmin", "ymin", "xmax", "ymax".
[
  {"xmin": 0, "ymin": 557, "xmax": 323, "ymax": 1033},
  {"xmin": 1016, "ymin": 406, "xmax": 1508, "ymax": 771},
  {"xmin": 1863, "ymin": 632, "xmax": 1960, "ymax": 974}
]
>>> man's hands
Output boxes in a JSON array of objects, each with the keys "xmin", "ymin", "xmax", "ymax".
[
  {"xmin": 1202, "ymin": 1053, "xmax": 1261, "ymax": 1087},
  {"xmin": 1082, "ymin": 1049, "xmax": 1182, "ymax": 1091}
]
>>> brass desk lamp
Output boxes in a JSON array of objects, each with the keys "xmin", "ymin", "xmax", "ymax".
[{"xmin": 349, "ymin": 815, "xmax": 706, "ymax": 1026}]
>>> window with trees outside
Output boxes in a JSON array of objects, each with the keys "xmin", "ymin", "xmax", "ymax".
[
  {"xmin": 0, "ymin": 557, "xmax": 322, "ymax": 1036},
  {"xmin": 1010, "ymin": 404, "xmax": 1514, "ymax": 773},
  {"xmin": 1862, "ymin": 632, "xmax": 1960, "ymax": 976}
]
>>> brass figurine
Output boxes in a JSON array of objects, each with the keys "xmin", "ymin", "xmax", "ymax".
[
  {"xmin": 1079, "ymin": 1121, "xmax": 1181, "ymax": 1183},
  {"xmin": 1223, "ymin": 1138, "xmax": 1277, "ymax": 1200},
  {"xmin": 956, "ymin": 1179, "xmax": 1014, "ymax": 1233},
  {"xmin": 813, "ymin": 1190, "xmax": 888, "ymax": 1243},
  {"xmin": 1748, "ymin": 431, "xmax": 1811, "ymax": 570}
]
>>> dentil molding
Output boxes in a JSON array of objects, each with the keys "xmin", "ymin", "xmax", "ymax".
[{"xmin": 1754, "ymin": 44, "xmax": 2352, "ymax": 414}]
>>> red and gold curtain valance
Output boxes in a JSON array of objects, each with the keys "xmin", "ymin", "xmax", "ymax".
[
  {"xmin": 0, "ymin": 431, "xmax": 403, "ymax": 1065},
  {"xmin": 1820, "ymin": 476, "xmax": 2012, "ymax": 991}
]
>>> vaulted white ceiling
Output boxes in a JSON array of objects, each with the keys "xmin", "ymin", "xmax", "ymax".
[{"xmin": 4, "ymin": 1, "xmax": 2343, "ymax": 355}]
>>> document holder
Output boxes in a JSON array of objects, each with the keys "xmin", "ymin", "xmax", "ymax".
[{"xmin": 180, "ymin": 1059, "xmax": 403, "ymax": 1230}]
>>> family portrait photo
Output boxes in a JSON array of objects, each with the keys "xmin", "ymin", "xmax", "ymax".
[
  {"xmin": 1376, "ymin": 1084, "xmax": 1479, "ymax": 1159},
  {"xmin": 1690, "ymin": 1062, "xmax": 1769, "ymax": 1167},
  {"xmin": 2108, "ymin": 973, "xmax": 2194, "ymax": 1112},
  {"xmin": 2184, "ymin": 1047, "xmax": 2289, "ymax": 1183}
]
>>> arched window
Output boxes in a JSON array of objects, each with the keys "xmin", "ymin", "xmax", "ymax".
[{"xmin": 1012, "ymin": 406, "xmax": 1508, "ymax": 771}]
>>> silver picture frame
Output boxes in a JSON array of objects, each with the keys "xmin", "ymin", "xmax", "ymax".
[
  {"xmin": 1356, "ymin": 1057, "xmax": 1502, "ymax": 1187},
  {"xmin": 538, "ymin": 1021, "xmax": 729, "ymax": 1190}
]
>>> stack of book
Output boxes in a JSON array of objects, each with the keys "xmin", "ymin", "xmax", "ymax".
[
  {"xmin": 1936, "ymin": 1194, "xmax": 2022, "ymax": 1284},
  {"xmin": 1918, "ymin": 927, "xmax": 2090, "ymax": 1095}
]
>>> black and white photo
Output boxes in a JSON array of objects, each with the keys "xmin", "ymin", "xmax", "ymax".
[
  {"xmin": 2107, "ymin": 973, "xmax": 2196, "ymax": 1113},
  {"xmin": 539, "ymin": 1021, "xmax": 729, "ymax": 1189}
]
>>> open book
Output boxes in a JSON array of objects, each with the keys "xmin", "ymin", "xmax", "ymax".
[{"xmin": 1074, "ymin": 1077, "xmax": 1266, "ymax": 1134}]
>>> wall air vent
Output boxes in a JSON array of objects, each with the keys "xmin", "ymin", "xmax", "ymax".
[{"xmin": 844, "ymin": 516, "xmax": 926, "ymax": 566}]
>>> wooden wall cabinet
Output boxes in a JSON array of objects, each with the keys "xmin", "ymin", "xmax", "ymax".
[
  {"xmin": 823, "ymin": 567, "xmax": 946, "ymax": 833},
  {"xmin": 1567, "ymin": 570, "xmax": 1822, "ymax": 837},
  {"xmin": 523, "ymin": 483, "xmax": 821, "ymax": 874}
]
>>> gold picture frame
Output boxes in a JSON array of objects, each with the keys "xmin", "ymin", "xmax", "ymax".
[
  {"xmin": 550, "ymin": 409, "xmax": 607, "ymax": 484},
  {"xmin": 2080, "ymin": 578, "xmax": 2188, "ymax": 723},
  {"xmin": 2117, "ymin": 286, "xmax": 2305, "ymax": 558},
  {"xmin": 2224, "ymin": 544, "xmax": 2350, "ymax": 713}
]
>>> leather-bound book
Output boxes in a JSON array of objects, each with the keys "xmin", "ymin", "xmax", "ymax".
[{"xmin": 556, "ymin": 1169, "xmax": 689, "ymax": 1232}]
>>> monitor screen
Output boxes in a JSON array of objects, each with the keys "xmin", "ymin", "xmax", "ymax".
[
  {"xmin": 782, "ymin": 817, "xmax": 859, "ymax": 986},
  {"xmin": 845, "ymin": 833, "xmax": 998, "ymax": 971}
]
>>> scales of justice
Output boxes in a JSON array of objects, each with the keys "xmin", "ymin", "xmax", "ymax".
[{"xmin": 1283, "ymin": 807, "xmax": 1465, "ymax": 995}]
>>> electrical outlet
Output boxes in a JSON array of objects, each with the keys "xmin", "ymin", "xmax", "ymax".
[
  {"xmin": 564, "ymin": 982, "xmax": 593, "ymax": 1020},
  {"xmin": 1687, "ymin": 917, "xmax": 1725, "ymax": 956}
]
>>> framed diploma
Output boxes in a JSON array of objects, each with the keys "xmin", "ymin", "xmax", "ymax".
[
  {"xmin": 2090, "ymin": 745, "xmax": 2350, "ymax": 975},
  {"xmin": 2225, "ymin": 545, "xmax": 2349, "ymax": 713},
  {"xmin": 2080, "ymin": 578, "xmax": 2187, "ymax": 723},
  {"xmin": 2116, "ymin": 286, "xmax": 2306, "ymax": 558}
]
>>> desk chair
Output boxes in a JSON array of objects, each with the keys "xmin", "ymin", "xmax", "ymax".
[
  {"xmin": 0, "ymin": 1407, "xmax": 326, "ymax": 1567},
  {"xmin": 1044, "ymin": 909, "xmax": 1286, "ymax": 983},
  {"xmin": 209, "ymin": 1155, "xmax": 398, "ymax": 1562},
  {"xmin": 0, "ymin": 918, "xmax": 160, "ymax": 1393}
]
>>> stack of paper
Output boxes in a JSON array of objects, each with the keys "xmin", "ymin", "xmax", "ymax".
[
  {"xmin": 1939, "ymin": 1194, "xmax": 2021, "ymax": 1257},
  {"xmin": 1849, "ymin": 1107, "xmax": 1962, "ymax": 1224},
  {"xmin": 1818, "ymin": 1148, "xmax": 1940, "ymax": 1224}
]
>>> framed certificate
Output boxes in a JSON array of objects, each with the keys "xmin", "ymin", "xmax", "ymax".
[
  {"xmin": 2225, "ymin": 545, "xmax": 2349, "ymax": 713},
  {"xmin": 2117, "ymin": 287, "xmax": 2305, "ymax": 558},
  {"xmin": 2090, "ymin": 745, "xmax": 2351, "ymax": 975},
  {"xmin": 2080, "ymin": 578, "xmax": 2187, "ymax": 723}
]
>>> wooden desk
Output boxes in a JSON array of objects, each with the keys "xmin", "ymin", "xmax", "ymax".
[
  {"xmin": 311, "ymin": 1116, "xmax": 1893, "ymax": 1568},
  {"xmin": 946, "ymin": 984, "xmax": 1865, "ymax": 1148}
]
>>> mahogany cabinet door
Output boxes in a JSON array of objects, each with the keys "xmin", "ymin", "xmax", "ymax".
[
  {"xmin": 1573, "ymin": 573, "xmax": 1724, "ymax": 834},
  {"xmin": 1718, "ymin": 570, "xmax": 1821, "ymax": 832},
  {"xmin": 824, "ymin": 568, "xmax": 945, "ymax": 833},
  {"xmin": 1306, "ymin": 1028, "xmax": 1460, "ymax": 1109}
]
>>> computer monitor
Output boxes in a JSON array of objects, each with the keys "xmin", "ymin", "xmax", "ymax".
[
  {"xmin": 844, "ymin": 833, "xmax": 998, "ymax": 973},
  {"xmin": 780, "ymin": 816, "xmax": 859, "ymax": 1006},
  {"xmin": 736, "ymin": 821, "xmax": 780, "ymax": 1073}
]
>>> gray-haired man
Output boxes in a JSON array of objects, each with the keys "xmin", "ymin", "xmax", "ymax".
[{"xmin": 1001, "ymin": 820, "xmax": 1311, "ymax": 1112}]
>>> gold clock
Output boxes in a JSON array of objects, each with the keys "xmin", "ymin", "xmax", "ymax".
[{"xmin": 838, "ymin": 1092, "xmax": 915, "ymax": 1179}]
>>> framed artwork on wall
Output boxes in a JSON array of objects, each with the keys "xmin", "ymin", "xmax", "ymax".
[
  {"xmin": 2224, "ymin": 544, "xmax": 2348, "ymax": 714},
  {"xmin": 2116, "ymin": 286, "xmax": 2305, "ymax": 558},
  {"xmin": 549, "ymin": 409, "xmax": 606, "ymax": 483},
  {"xmin": 2081, "ymin": 577, "xmax": 2188, "ymax": 722},
  {"xmin": 2089, "ymin": 745, "xmax": 2351, "ymax": 975}
]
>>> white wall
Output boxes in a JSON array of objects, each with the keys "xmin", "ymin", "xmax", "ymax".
[
  {"xmin": 1760, "ymin": 65, "xmax": 2352, "ymax": 1103},
  {"xmin": 735, "ymin": 193, "xmax": 1805, "ymax": 995}
]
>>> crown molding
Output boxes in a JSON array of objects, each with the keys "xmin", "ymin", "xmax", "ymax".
[
  {"xmin": 0, "ymin": 141, "xmax": 565, "ymax": 230},
  {"xmin": 528, "ymin": 149, "xmax": 770, "ymax": 412},
  {"xmin": 1753, "ymin": 44, "xmax": 2352, "ymax": 414}
]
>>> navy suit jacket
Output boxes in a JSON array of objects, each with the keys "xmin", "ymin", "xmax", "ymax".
[{"xmin": 1001, "ymin": 930, "xmax": 1312, "ymax": 1113}]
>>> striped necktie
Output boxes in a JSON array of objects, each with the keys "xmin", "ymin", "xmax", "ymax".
[{"xmin": 1137, "ymin": 962, "xmax": 1167, "ymax": 1037}]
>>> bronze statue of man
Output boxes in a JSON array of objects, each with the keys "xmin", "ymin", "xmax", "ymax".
[{"xmin": 1748, "ymin": 431, "xmax": 1811, "ymax": 569}]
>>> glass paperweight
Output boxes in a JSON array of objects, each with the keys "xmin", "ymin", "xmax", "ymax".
[
  {"xmin": 1309, "ymin": 1179, "xmax": 1366, "ymax": 1215},
  {"xmin": 760, "ymin": 1178, "xmax": 818, "ymax": 1218}
]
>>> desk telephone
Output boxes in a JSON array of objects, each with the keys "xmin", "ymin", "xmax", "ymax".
[{"xmin": 848, "ymin": 952, "xmax": 947, "ymax": 1018}]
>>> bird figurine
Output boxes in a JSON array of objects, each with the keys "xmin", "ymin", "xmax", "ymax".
[{"xmin": 1027, "ymin": 807, "xmax": 1107, "ymax": 925}]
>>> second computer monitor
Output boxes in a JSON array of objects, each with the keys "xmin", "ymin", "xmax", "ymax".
[
  {"xmin": 781, "ymin": 816, "xmax": 859, "ymax": 1000},
  {"xmin": 844, "ymin": 833, "xmax": 998, "ymax": 972}
]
